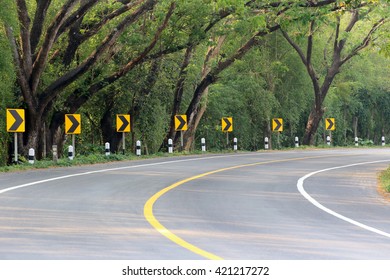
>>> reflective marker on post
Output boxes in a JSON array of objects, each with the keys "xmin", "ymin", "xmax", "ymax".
[
  {"xmin": 355, "ymin": 137, "xmax": 359, "ymax": 147},
  {"xmin": 136, "ymin": 140, "xmax": 141, "ymax": 156},
  {"xmin": 382, "ymin": 136, "xmax": 385, "ymax": 146},
  {"xmin": 168, "ymin": 138, "xmax": 173, "ymax": 154},
  {"xmin": 28, "ymin": 148, "xmax": 35, "ymax": 164},
  {"xmin": 201, "ymin": 138, "xmax": 206, "ymax": 152},
  {"xmin": 327, "ymin": 136, "xmax": 331, "ymax": 146},
  {"xmin": 68, "ymin": 145, "xmax": 74, "ymax": 160},
  {"xmin": 264, "ymin": 137, "xmax": 269, "ymax": 150},
  {"xmin": 105, "ymin": 142, "xmax": 110, "ymax": 156},
  {"xmin": 233, "ymin": 137, "xmax": 238, "ymax": 151},
  {"xmin": 295, "ymin": 137, "xmax": 299, "ymax": 148}
]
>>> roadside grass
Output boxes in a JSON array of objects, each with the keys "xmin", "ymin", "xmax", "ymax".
[
  {"xmin": 1, "ymin": 145, "xmax": 389, "ymax": 174},
  {"xmin": 379, "ymin": 166, "xmax": 390, "ymax": 193},
  {"xmin": 0, "ymin": 150, "xmax": 217, "ymax": 173}
]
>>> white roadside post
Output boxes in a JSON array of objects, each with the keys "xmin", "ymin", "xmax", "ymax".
[
  {"xmin": 136, "ymin": 140, "xmax": 141, "ymax": 156},
  {"xmin": 264, "ymin": 137, "xmax": 269, "ymax": 150},
  {"xmin": 168, "ymin": 138, "xmax": 173, "ymax": 154},
  {"xmin": 28, "ymin": 148, "xmax": 35, "ymax": 164},
  {"xmin": 233, "ymin": 137, "xmax": 238, "ymax": 151},
  {"xmin": 295, "ymin": 136, "xmax": 299, "ymax": 148},
  {"xmin": 355, "ymin": 137, "xmax": 359, "ymax": 147},
  {"xmin": 52, "ymin": 145, "xmax": 58, "ymax": 163},
  {"xmin": 105, "ymin": 142, "xmax": 110, "ymax": 156},
  {"xmin": 326, "ymin": 136, "xmax": 331, "ymax": 146},
  {"xmin": 382, "ymin": 136, "xmax": 385, "ymax": 146},
  {"xmin": 201, "ymin": 138, "xmax": 206, "ymax": 152},
  {"xmin": 68, "ymin": 145, "xmax": 74, "ymax": 160}
]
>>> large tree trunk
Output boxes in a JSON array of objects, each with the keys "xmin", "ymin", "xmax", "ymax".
[{"xmin": 302, "ymin": 105, "xmax": 325, "ymax": 145}]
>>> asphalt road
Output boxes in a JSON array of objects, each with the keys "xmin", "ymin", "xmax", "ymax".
[{"xmin": 0, "ymin": 148, "xmax": 390, "ymax": 259}]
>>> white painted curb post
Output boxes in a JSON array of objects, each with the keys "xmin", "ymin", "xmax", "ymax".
[
  {"xmin": 168, "ymin": 138, "xmax": 173, "ymax": 154},
  {"xmin": 233, "ymin": 137, "xmax": 238, "ymax": 151},
  {"xmin": 136, "ymin": 140, "xmax": 141, "ymax": 156},
  {"xmin": 326, "ymin": 136, "xmax": 331, "ymax": 146},
  {"xmin": 295, "ymin": 137, "xmax": 299, "ymax": 148},
  {"xmin": 28, "ymin": 148, "xmax": 35, "ymax": 164},
  {"xmin": 264, "ymin": 137, "xmax": 269, "ymax": 150},
  {"xmin": 355, "ymin": 137, "xmax": 359, "ymax": 146},
  {"xmin": 201, "ymin": 138, "xmax": 206, "ymax": 152},
  {"xmin": 382, "ymin": 136, "xmax": 385, "ymax": 146},
  {"xmin": 68, "ymin": 145, "xmax": 74, "ymax": 160},
  {"xmin": 105, "ymin": 142, "xmax": 110, "ymax": 156},
  {"xmin": 52, "ymin": 145, "xmax": 58, "ymax": 163}
]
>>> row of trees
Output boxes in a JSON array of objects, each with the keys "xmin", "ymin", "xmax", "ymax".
[{"xmin": 0, "ymin": 0, "xmax": 389, "ymax": 165}]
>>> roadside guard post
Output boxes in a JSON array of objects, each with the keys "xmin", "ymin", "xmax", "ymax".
[
  {"xmin": 264, "ymin": 137, "xmax": 269, "ymax": 150},
  {"xmin": 136, "ymin": 140, "xmax": 141, "ymax": 156},
  {"xmin": 28, "ymin": 148, "xmax": 35, "ymax": 164},
  {"xmin": 201, "ymin": 138, "xmax": 206, "ymax": 152},
  {"xmin": 105, "ymin": 142, "xmax": 110, "ymax": 156},
  {"xmin": 168, "ymin": 139, "xmax": 173, "ymax": 154},
  {"xmin": 382, "ymin": 136, "xmax": 385, "ymax": 146},
  {"xmin": 295, "ymin": 137, "xmax": 299, "ymax": 148},
  {"xmin": 233, "ymin": 138, "xmax": 238, "ymax": 151},
  {"xmin": 355, "ymin": 137, "xmax": 359, "ymax": 147},
  {"xmin": 326, "ymin": 136, "xmax": 331, "ymax": 146},
  {"xmin": 68, "ymin": 145, "xmax": 74, "ymax": 160},
  {"xmin": 52, "ymin": 145, "xmax": 58, "ymax": 163}
]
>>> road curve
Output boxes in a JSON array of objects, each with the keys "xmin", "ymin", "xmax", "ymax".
[{"xmin": 0, "ymin": 149, "xmax": 389, "ymax": 259}]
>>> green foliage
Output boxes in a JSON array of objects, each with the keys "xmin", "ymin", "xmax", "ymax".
[
  {"xmin": 1, "ymin": 0, "xmax": 389, "ymax": 166},
  {"xmin": 0, "ymin": 3, "xmax": 17, "ymax": 166}
]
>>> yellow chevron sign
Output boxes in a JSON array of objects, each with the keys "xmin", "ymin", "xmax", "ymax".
[
  {"xmin": 6, "ymin": 109, "xmax": 25, "ymax": 132},
  {"xmin": 272, "ymin": 118, "xmax": 283, "ymax": 132},
  {"xmin": 116, "ymin": 114, "xmax": 131, "ymax": 132},
  {"xmin": 325, "ymin": 118, "xmax": 335, "ymax": 131},
  {"xmin": 222, "ymin": 117, "xmax": 233, "ymax": 132},
  {"xmin": 65, "ymin": 114, "xmax": 81, "ymax": 134}
]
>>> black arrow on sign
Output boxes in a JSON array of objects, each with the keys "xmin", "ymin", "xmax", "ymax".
[
  {"xmin": 223, "ymin": 118, "xmax": 232, "ymax": 132},
  {"xmin": 274, "ymin": 119, "xmax": 282, "ymax": 131},
  {"xmin": 9, "ymin": 109, "xmax": 24, "ymax": 131},
  {"xmin": 67, "ymin": 115, "xmax": 80, "ymax": 133},
  {"xmin": 326, "ymin": 119, "xmax": 334, "ymax": 130},
  {"xmin": 118, "ymin": 115, "xmax": 130, "ymax": 131},
  {"xmin": 176, "ymin": 115, "xmax": 186, "ymax": 130}
]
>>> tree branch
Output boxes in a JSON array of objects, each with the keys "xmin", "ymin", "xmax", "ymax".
[
  {"xmin": 281, "ymin": 26, "xmax": 320, "ymax": 103},
  {"xmin": 340, "ymin": 17, "xmax": 387, "ymax": 66},
  {"xmin": 30, "ymin": 0, "xmax": 52, "ymax": 54},
  {"xmin": 57, "ymin": 0, "xmax": 100, "ymax": 38},
  {"xmin": 31, "ymin": 0, "xmax": 79, "ymax": 95},
  {"xmin": 307, "ymin": 20, "xmax": 315, "ymax": 66},
  {"xmin": 16, "ymin": 0, "xmax": 33, "ymax": 78},
  {"xmin": 280, "ymin": 28, "xmax": 307, "ymax": 65},
  {"xmin": 62, "ymin": 0, "xmax": 144, "ymax": 65},
  {"xmin": 5, "ymin": 25, "xmax": 36, "ymax": 109},
  {"xmin": 38, "ymin": 0, "xmax": 158, "ymax": 112}
]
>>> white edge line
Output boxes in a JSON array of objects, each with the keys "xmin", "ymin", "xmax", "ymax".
[
  {"xmin": 297, "ymin": 159, "xmax": 390, "ymax": 238},
  {"xmin": 0, "ymin": 152, "xmax": 274, "ymax": 195}
]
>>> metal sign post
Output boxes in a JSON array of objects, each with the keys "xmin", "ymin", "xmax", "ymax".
[
  {"xmin": 72, "ymin": 134, "xmax": 76, "ymax": 157},
  {"xmin": 180, "ymin": 131, "xmax": 184, "ymax": 150},
  {"xmin": 226, "ymin": 132, "xmax": 229, "ymax": 147},
  {"xmin": 14, "ymin": 133, "xmax": 18, "ymax": 163},
  {"xmin": 122, "ymin": 132, "xmax": 125, "ymax": 155}
]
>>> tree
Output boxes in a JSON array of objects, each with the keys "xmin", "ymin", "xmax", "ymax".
[
  {"xmin": 5, "ymin": 0, "xmax": 174, "ymax": 158},
  {"xmin": 280, "ymin": 1, "xmax": 389, "ymax": 145},
  {"xmin": 0, "ymin": 0, "xmax": 17, "ymax": 164}
]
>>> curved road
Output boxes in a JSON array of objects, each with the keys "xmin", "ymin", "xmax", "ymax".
[{"xmin": 0, "ymin": 148, "xmax": 389, "ymax": 259}]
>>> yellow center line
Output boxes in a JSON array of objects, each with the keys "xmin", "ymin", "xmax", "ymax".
[{"xmin": 143, "ymin": 154, "xmax": 355, "ymax": 260}]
